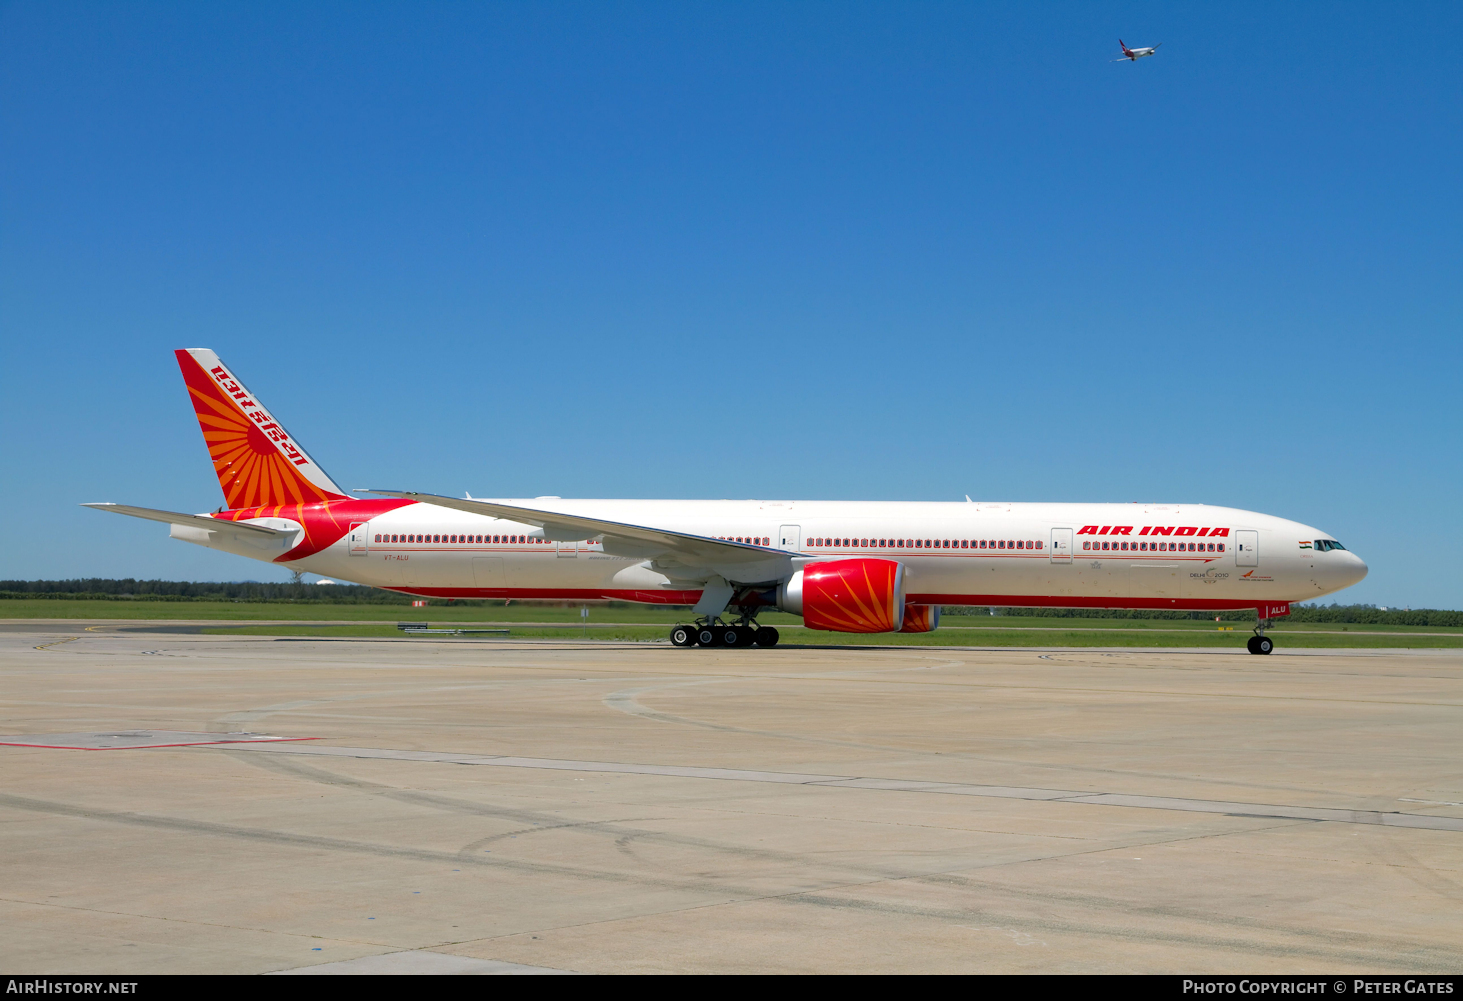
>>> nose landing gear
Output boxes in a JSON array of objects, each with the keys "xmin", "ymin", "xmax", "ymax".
[{"xmin": 1247, "ymin": 617, "xmax": 1275, "ymax": 655}]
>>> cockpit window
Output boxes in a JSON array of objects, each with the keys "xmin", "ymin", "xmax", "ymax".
[{"xmin": 1314, "ymin": 539, "xmax": 1347, "ymax": 552}]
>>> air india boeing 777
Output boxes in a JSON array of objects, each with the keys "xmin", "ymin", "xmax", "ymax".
[{"xmin": 86, "ymin": 350, "xmax": 1367, "ymax": 654}]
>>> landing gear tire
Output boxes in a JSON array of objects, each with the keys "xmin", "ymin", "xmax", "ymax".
[
  {"xmin": 696, "ymin": 627, "xmax": 719, "ymax": 647},
  {"xmin": 755, "ymin": 626, "xmax": 780, "ymax": 648},
  {"xmin": 1247, "ymin": 635, "xmax": 1273, "ymax": 655},
  {"xmin": 721, "ymin": 627, "xmax": 744, "ymax": 647},
  {"xmin": 670, "ymin": 625, "xmax": 694, "ymax": 648}
]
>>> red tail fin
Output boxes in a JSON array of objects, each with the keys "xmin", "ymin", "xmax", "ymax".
[{"xmin": 175, "ymin": 349, "xmax": 347, "ymax": 509}]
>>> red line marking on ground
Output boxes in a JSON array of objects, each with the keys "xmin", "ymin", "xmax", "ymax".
[{"xmin": 0, "ymin": 737, "xmax": 320, "ymax": 750}]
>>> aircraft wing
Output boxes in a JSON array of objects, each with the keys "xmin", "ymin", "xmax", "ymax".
[
  {"xmin": 360, "ymin": 490, "xmax": 794, "ymax": 579},
  {"xmin": 82, "ymin": 502, "xmax": 294, "ymax": 537}
]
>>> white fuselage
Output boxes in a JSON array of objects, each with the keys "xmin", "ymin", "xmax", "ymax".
[{"xmin": 242, "ymin": 498, "xmax": 1366, "ymax": 610}]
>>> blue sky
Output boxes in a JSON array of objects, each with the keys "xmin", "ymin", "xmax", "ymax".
[{"xmin": 2, "ymin": 1, "xmax": 1459, "ymax": 607}]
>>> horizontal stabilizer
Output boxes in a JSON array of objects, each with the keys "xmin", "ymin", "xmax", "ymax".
[{"xmin": 82, "ymin": 503, "xmax": 294, "ymax": 537}]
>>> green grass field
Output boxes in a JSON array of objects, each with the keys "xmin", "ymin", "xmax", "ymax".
[
  {"xmin": 5, "ymin": 594, "xmax": 1457, "ymax": 649},
  {"xmin": 7, "ymin": 598, "xmax": 1461, "ymax": 647}
]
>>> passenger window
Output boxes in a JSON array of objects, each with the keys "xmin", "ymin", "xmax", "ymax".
[
  {"xmin": 1083, "ymin": 541, "xmax": 1090, "ymax": 550},
  {"xmin": 1218, "ymin": 543, "xmax": 1225, "ymax": 552}
]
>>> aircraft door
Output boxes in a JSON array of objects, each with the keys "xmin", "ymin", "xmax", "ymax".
[
  {"xmin": 1235, "ymin": 530, "xmax": 1259, "ymax": 567},
  {"xmin": 556, "ymin": 539, "xmax": 580, "ymax": 558},
  {"xmin": 778, "ymin": 525, "xmax": 801, "ymax": 553},
  {"xmin": 1050, "ymin": 528, "xmax": 1072, "ymax": 564},
  {"xmin": 472, "ymin": 557, "xmax": 504, "ymax": 587},
  {"xmin": 348, "ymin": 522, "xmax": 369, "ymax": 556}
]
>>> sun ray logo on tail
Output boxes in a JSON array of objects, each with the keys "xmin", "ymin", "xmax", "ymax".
[{"xmin": 175, "ymin": 349, "xmax": 346, "ymax": 509}]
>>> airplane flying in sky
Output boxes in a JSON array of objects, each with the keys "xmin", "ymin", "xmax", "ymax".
[
  {"xmin": 1115, "ymin": 39, "xmax": 1161, "ymax": 61},
  {"xmin": 86, "ymin": 350, "xmax": 1367, "ymax": 654}
]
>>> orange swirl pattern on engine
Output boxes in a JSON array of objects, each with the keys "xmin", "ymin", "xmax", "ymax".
[
  {"xmin": 802, "ymin": 559, "xmax": 902, "ymax": 632},
  {"xmin": 899, "ymin": 604, "xmax": 939, "ymax": 633},
  {"xmin": 176, "ymin": 351, "xmax": 342, "ymax": 509}
]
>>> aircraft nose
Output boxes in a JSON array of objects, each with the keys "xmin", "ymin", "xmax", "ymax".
[{"xmin": 1343, "ymin": 552, "xmax": 1368, "ymax": 587}]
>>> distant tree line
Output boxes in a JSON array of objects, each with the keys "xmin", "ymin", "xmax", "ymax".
[
  {"xmin": 2, "ymin": 581, "xmax": 1458, "ymax": 627},
  {"xmin": 0, "ymin": 579, "xmax": 410, "ymax": 603}
]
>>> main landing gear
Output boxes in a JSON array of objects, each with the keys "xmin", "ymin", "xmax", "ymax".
[
  {"xmin": 1247, "ymin": 618, "xmax": 1275, "ymax": 655},
  {"xmin": 669, "ymin": 617, "xmax": 779, "ymax": 649}
]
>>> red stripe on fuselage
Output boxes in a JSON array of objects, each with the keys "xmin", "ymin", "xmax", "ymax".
[
  {"xmin": 385, "ymin": 587, "xmax": 706, "ymax": 604},
  {"xmin": 380, "ymin": 587, "xmax": 1273, "ymax": 611}
]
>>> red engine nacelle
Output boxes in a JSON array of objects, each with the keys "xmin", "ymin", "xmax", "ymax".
[
  {"xmin": 777, "ymin": 559, "xmax": 906, "ymax": 633},
  {"xmin": 899, "ymin": 604, "xmax": 941, "ymax": 633}
]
